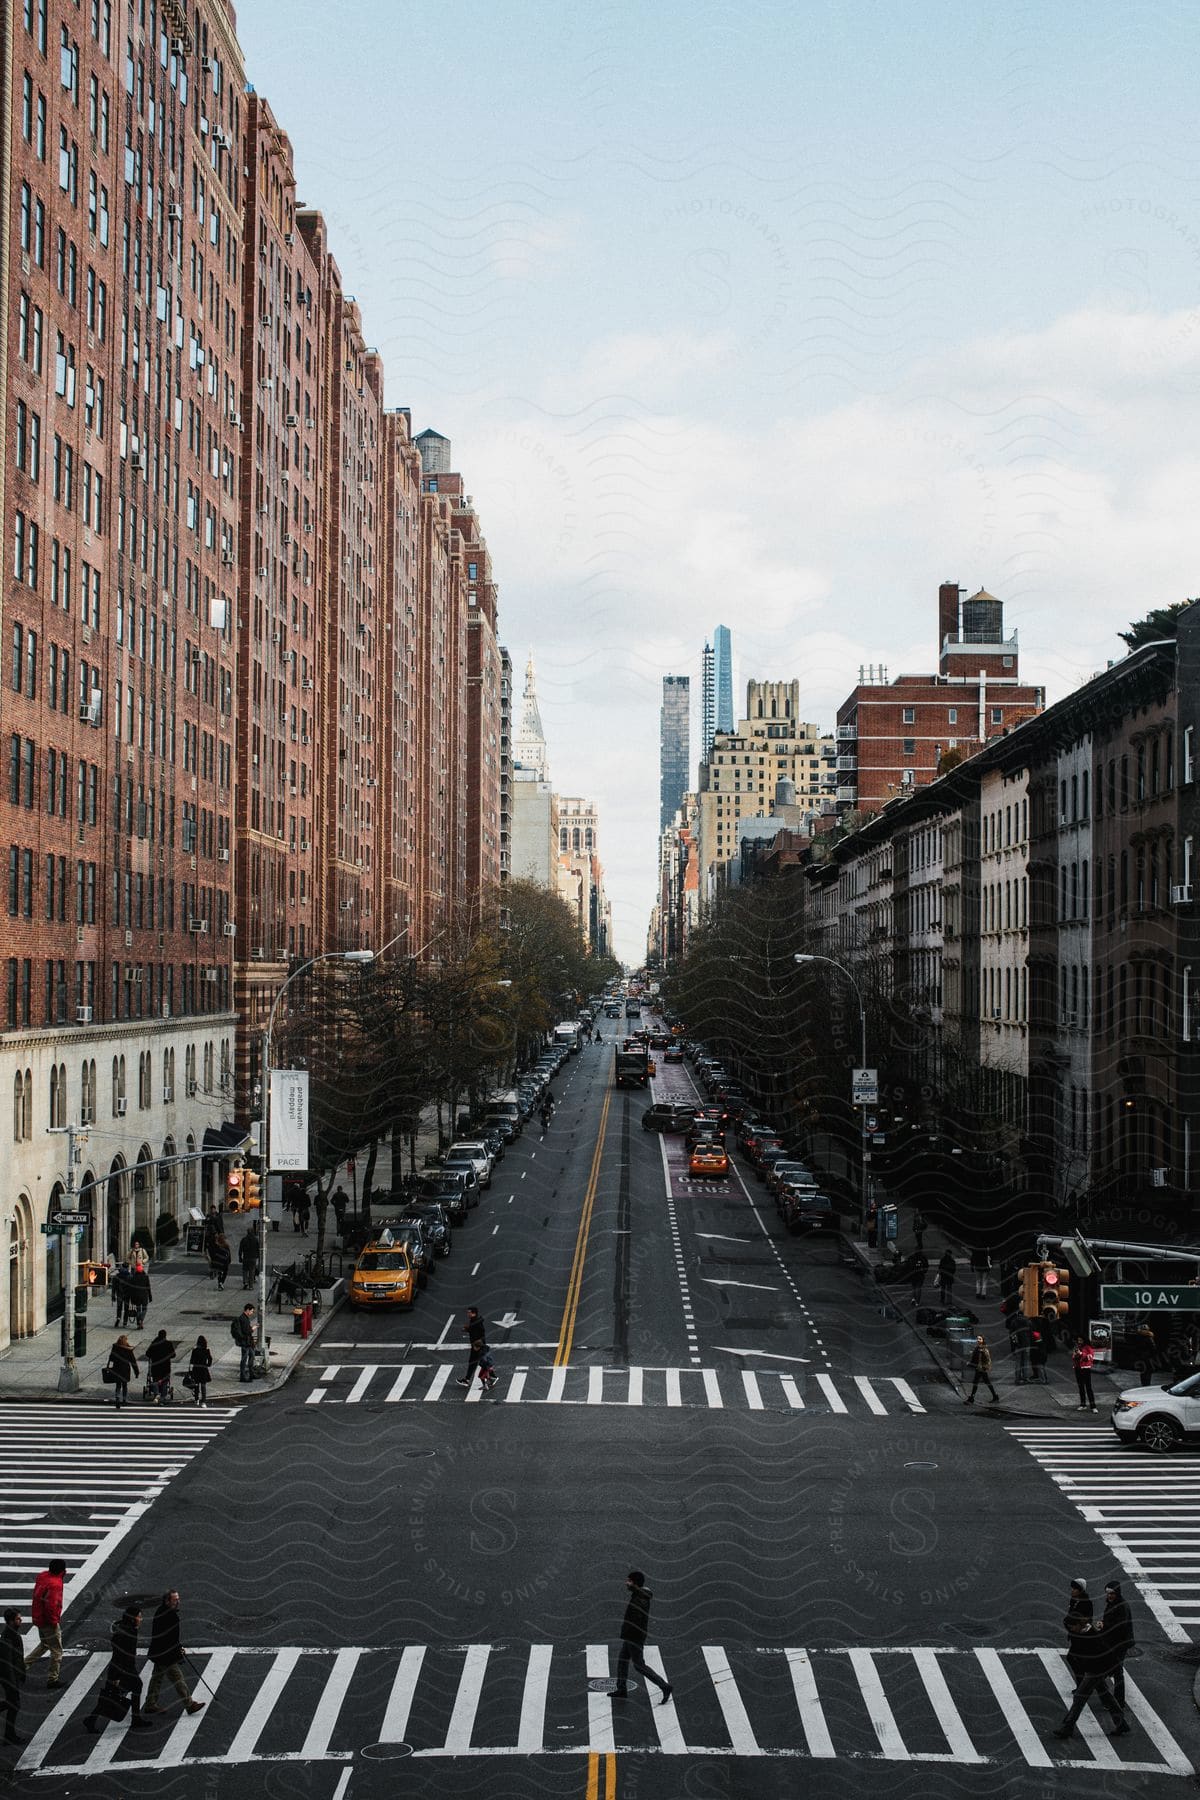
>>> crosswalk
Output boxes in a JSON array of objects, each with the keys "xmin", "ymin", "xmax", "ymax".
[
  {"xmin": 1010, "ymin": 1425, "xmax": 1200, "ymax": 1645},
  {"xmin": 16, "ymin": 1639, "xmax": 1191, "ymax": 1776},
  {"xmin": 0, "ymin": 1404, "xmax": 232, "ymax": 1619},
  {"xmin": 304, "ymin": 1361, "xmax": 930, "ymax": 1414}
]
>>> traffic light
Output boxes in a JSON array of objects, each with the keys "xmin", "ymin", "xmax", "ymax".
[
  {"xmin": 242, "ymin": 1166, "xmax": 261, "ymax": 1209},
  {"xmin": 1020, "ymin": 1264, "xmax": 1041, "ymax": 1317},
  {"xmin": 227, "ymin": 1162, "xmax": 245, "ymax": 1211},
  {"xmin": 1039, "ymin": 1264, "xmax": 1070, "ymax": 1322}
]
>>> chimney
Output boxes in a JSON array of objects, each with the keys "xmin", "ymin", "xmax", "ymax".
[{"xmin": 938, "ymin": 582, "xmax": 961, "ymax": 651}]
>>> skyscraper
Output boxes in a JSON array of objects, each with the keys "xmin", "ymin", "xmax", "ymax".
[
  {"xmin": 701, "ymin": 644, "xmax": 716, "ymax": 762},
  {"xmin": 661, "ymin": 676, "xmax": 691, "ymax": 828},
  {"xmin": 713, "ymin": 624, "xmax": 734, "ymax": 735}
]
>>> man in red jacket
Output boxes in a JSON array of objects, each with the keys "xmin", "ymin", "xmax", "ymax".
[{"xmin": 24, "ymin": 1560, "xmax": 66, "ymax": 1687}]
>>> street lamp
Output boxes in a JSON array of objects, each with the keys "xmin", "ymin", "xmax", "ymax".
[{"xmin": 793, "ymin": 952, "xmax": 871, "ymax": 1236}]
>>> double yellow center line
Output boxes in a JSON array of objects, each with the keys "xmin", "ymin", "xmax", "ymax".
[
  {"xmin": 586, "ymin": 1750, "xmax": 616, "ymax": 1798},
  {"xmin": 555, "ymin": 1084, "xmax": 612, "ymax": 1366}
]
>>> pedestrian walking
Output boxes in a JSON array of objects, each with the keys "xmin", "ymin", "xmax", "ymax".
[
  {"xmin": 964, "ymin": 1334, "xmax": 999, "ymax": 1405},
  {"xmin": 909, "ymin": 1252, "xmax": 928, "ymax": 1306},
  {"xmin": 209, "ymin": 1233, "xmax": 231, "ymax": 1291},
  {"xmin": 540, "ymin": 1101, "xmax": 552, "ymax": 1136},
  {"xmin": 296, "ymin": 1195, "xmax": 311, "ymax": 1236},
  {"xmin": 231, "ymin": 1305, "xmax": 257, "ymax": 1382},
  {"xmin": 613, "ymin": 1571, "xmax": 671, "ymax": 1703},
  {"xmin": 911, "ymin": 1209, "xmax": 927, "ymax": 1252},
  {"xmin": 0, "ymin": 1609, "xmax": 25, "ymax": 1745},
  {"xmin": 82, "ymin": 1604, "xmax": 152, "ymax": 1734},
  {"xmin": 24, "ymin": 1560, "xmax": 66, "ymax": 1687},
  {"xmin": 866, "ymin": 1202, "xmax": 878, "ymax": 1250},
  {"xmin": 1029, "ymin": 1324, "xmax": 1050, "ymax": 1384},
  {"xmin": 125, "ymin": 1263, "xmax": 152, "ymax": 1329},
  {"xmin": 112, "ymin": 1259, "xmax": 132, "ymax": 1328},
  {"xmin": 970, "ymin": 1245, "xmax": 992, "ymax": 1299},
  {"xmin": 105, "ymin": 1335, "xmax": 139, "ymax": 1410},
  {"xmin": 477, "ymin": 1346, "xmax": 499, "ymax": 1391},
  {"xmin": 331, "ymin": 1186, "xmax": 349, "ymax": 1235},
  {"xmin": 456, "ymin": 1307, "xmax": 487, "ymax": 1387},
  {"xmin": 1135, "ymin": 1322, "xmax": 1158, "ymax": 1385},
  {"xmin": 1072, "ymin": 1337, "xmax": 1098, "ymax": 1413},
  {"xmin": 187, "ymin": 1335, "xmax": 212, "ymax": 1407},
  {"xmin": 146, "ymin": 1331, "xmax": 175, "ymax": 1404},
  {"xmin": 238, "ymin": 1225, "xmax": 260, "ymax": 1290},
  {"xmin": 143, "ymin": 1591, "xmax": 204, "ymax": 1716},
  {"xmin": 1054, "ymin": 1612, "xmax": 1128, "ymax": 1741},
  {"xmin": 1096, "ymin": 1579, "xmax": 1135, "ymax": 1706},
  {"xmin": 1064, "ymin": 1577, "xmax": 1093, "ymax": 1682},
  {"xmin": 936, "ymin": 1249, "xmax": 956, "ymax": 1307}
]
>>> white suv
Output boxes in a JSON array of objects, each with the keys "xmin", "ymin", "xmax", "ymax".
[
  {"xmin": 1112, "ymin": 1371, "xmax": 1200, "ymax": 1452},
  {"xmin": 446, "ymin": 1141, "xmax": 493, "ymax": 1188}
]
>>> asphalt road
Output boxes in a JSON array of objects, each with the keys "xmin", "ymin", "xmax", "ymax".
[{"xmin": 10, "ymin": 1030, "xmax": 1198, "ymax": 1799}]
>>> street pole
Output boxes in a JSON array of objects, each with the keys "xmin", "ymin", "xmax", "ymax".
[{"xmin": 52, "ymin": 1121, "xmax": 82, "ymax": 1393}]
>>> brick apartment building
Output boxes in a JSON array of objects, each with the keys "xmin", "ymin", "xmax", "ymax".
[
  {"xmin": 0, "ymin": 9, "xmax": 507, "ymax": 1349},
  {"xmin": 836, "ymin": 581, "xmax": 1044, "ymax": 816}
]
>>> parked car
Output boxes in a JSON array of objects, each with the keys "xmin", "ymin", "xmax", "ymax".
[
  {"xmin": 484, "ymin": 1114, "xmax": 519, "ymax": 1145},
  {"xmin": 418, "ymin": 1167, "xmax": 477, "ymax": 1217},
  {"xmin": 407, "ymin": 1200, "xmax": 453, "ymax": 1258},
  {"xmin": 376, "ymin": 1217, "xmax": 433, "ymax": 1287},
  {"xmin": 783, "ymin": 1191, "xmax": 837, "ymax": 1234},
  {"xmin": 1112, "ymin": 1371, "xmax": 1200, "ymax": 1452},
  {"xmin": 642, "ymin": 1103, "xmax": 696, "ymax": 1133},
  {"xmin": 478, "ymin": 1127, "xmax": 505, "ymax": 1163},
  {"xmin": 445, "ymin": 1142, "xmax": 493, "ymax": 1188},
  {"xmin": 663, "ymin": 1045, "xmax": 684, "ymax": 1065},
  {"xmin": 766, "ymin": 1161, "xmax": 818, "ymax": 1201}
]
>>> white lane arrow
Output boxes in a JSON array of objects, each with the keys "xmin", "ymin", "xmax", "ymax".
[
  {"xmin": 711, "ymin": 1347, "xmax": 812, "ymax": 1363},
  {"xmin": 493, "ymin": 1311, "xmax": 523, "ymax": 1330},
  {"xmin": 695, "ymin": 1233, "xmax": 751, "ymax": 1243},
  {"xmin": 701, "ymin": 1279, "xmax": 778, "ymax": 1292}
]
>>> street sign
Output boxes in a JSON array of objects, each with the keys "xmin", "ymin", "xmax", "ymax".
[
  {"xmin": 51, "ymin": 1211, "xmax": 88, "ymax": 1226},
  {"xmin": 852, "ymin": 1068, "xmax": 878, "ymax": 1106},
  {"xmin": 1101, "ymin": 1284, "xmax": 1200, "ymax": 1311}
]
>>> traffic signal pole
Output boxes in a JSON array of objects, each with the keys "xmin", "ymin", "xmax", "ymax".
[{"xmin": 51, "ymin": 1121, "xmax": 82, "ymax": 1393}]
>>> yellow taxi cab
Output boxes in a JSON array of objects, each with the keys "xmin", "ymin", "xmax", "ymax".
[
  {"xmin": 348, "ymin": 1236, "xmax": 417, "ymax": 1308},
  {"xmin": 688, "ymin": 1143, "xmax": 730, "ymax": 1178}
]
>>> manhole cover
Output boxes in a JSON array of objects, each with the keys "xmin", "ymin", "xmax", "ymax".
[
  {"xmin": 587, "ymin": 1677, "xmax": 633, "ymax": 1694},
  {"xmin": 360, "ymin": 1742, "xmax": 413, "ymax": 1761}
]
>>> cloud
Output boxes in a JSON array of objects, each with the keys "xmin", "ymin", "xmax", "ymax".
[{"xmin": 468, "ymin": 303, "xmax": 1198, "ymax": 959}]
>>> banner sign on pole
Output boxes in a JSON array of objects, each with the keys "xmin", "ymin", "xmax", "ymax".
[
  {"xmin": 852, "ymin": 1068, "xmax": 878, "ymax": 1106},
  {"xmin": 269, "ymin": 1070, "xmax": 310, "ymax": 1172}
]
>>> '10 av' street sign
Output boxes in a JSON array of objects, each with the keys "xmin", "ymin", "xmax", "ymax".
[{"xmin": 1100, "ymin": 1284, "xmax": 1200, "ymax": 1312}]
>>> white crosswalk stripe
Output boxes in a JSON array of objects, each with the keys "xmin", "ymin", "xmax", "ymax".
[
  {"xmin": 0, "ymin": 1404, "xmax": 231, "ymax": 1618},
  {"xmin": 1008, "ymin": 1425, "xmax": 1200, "ymax": 1644},
  {"xmin": 16, "ymin": 1641, "xmax": 1191, "ymax": 1775},
  {"xmin": 304, "ymin": 1361, "xmax": 929, "ymax": 1414}
]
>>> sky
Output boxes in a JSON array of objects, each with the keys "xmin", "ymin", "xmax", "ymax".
[{"xmin": 236, "ymin": 1, "xmax": 1200, "ymax": 964}]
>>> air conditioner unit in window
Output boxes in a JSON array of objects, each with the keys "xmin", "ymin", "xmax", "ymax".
[
  {"xmin": 204, "ymin": 968, "xmax": 218, "ymax": 983},
  {"xmin": 124, "ymin": 929, "xmax": 133, "ymax": 948},
  {"xmin": 285, "ymin": 414, "xmax": 298, "ymax": 428},
  {"xmin": 116, "ymin": 1097, "xmax": 127, "ymax": 1116},
  {"xmin": 162, "ymin": 1086, "xmax": 172, "ymax": 1103},
  {"xmin": 186, "ymin": 1077, "xmax": 197, "ymax": 1095},
  {"xmin": 991, "ymin": 1008, "xmax": 1001, "ymax": 1020},
  {"xmin": 217, "ymin": 847, "xmax": 230, "ymax": 863},
  {"xmin": 221, "ymin": 552, "xmax": 234, "ymax": 567},
  {"xmin": 250, "ymin": 947, "xmax": 264, "ymax": 960},
  {"xmin": 188, "ymin": 917, "xmax": 208, "ymax": 934},
  {"xmin": 302, "ymin": 679, "xmax": 313, "ymax": 690},
  {"xmin": 1150, "ymin": 1167, "xmax": 1168, "ymax": 1187},
  {"xmin": 223, "ymin": 921, "xmax": 236, "ymax": 935},
  {"xmin": 285, "ymin": 232, "xmax": 295, "ymax": 246},
  {"xmin": 170, "ymin": 35, "xmax": 186, "ymax": 55},
  {"xmin": 76, "ymin": 1005, "xmax": 92, "ymax": 1024},
  {"xmin": 1171, "ymin": 884, "xmax": 1193, "ymax": 905},
  {"xmin": 168, "ymin": 202, "xmax": 183, "ymax": 221}
]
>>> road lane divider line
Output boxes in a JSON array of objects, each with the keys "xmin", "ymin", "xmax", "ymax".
[{"xmin": 555, "ymin": 1086, "xmax": 612, "ymax": 1366}]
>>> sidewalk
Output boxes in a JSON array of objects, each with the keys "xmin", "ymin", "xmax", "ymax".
[
  {"xmin": 0, "ymin": 1213, "xmax": 343, "ymax": 1404},
  {"xmin": 803, "ymin": 1144, "xmax": 1125, "ymax": 1419}
]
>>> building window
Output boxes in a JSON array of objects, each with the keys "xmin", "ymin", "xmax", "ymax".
[
  {"xmin": 902, "ymin": 707, "xmax": 915, "ymax": 725},
  {"xmin": 947, "ymin": 707, "xmax": 957, "ymax": 724},
  {"xmin": 990, "ymin": 707, "xmax": 1002, "ymax": 725}
]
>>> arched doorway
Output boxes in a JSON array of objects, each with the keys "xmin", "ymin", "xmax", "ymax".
[
  {"xmin": 183, "ymin": 1134, "xmax": 197, "ymax": 1217},
  {"xmin": 8, "ymin": 1195, "xmax": 35, "ymax": 1340},
  {"xmin": 45, "ymin": 1185, "xmax": 66, "ymax": 1322},
  {"xmin": 161, "ymin": 1136, "xmax": 178, "ymax": 1233},
  {"xmin": 133, "ymin": 1144, "xmax": 155, "ymax": 1239},
  {"xmin": 106, "ymin": 1157, "xmax": 127, "ymax": 1259}
]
